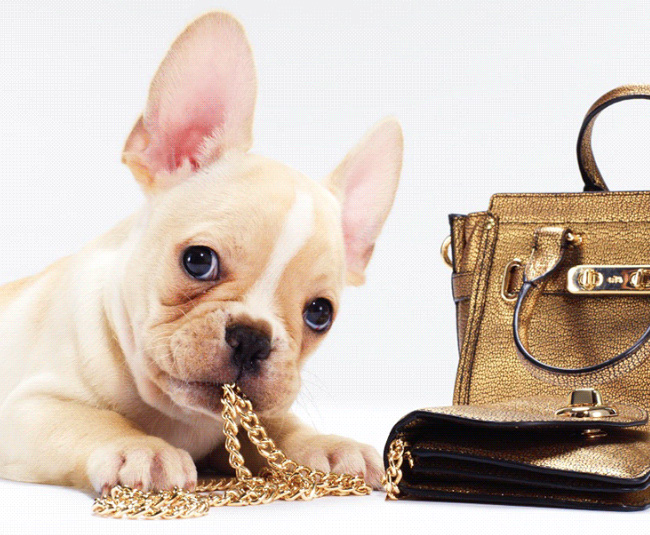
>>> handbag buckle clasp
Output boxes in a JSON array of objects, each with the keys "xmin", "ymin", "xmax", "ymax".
[{"xmin": 568, "ymin": 265, "xmax": 650, "ymax": 294}]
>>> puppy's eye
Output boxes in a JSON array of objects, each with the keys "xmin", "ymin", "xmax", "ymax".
[
  {"xmin": 182, "ymin": 246, "xmax": 220, "ymax": 281},
  {"xmin": 303, "ymin": 298, "xmax": 333, "ymax": 332}
]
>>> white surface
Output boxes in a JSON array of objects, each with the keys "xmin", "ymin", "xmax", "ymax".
[
  {"xmin": 1, "ymin": 0, "xmax": 650, "ymax": 532},
  {"xmin": 2, "ymin": 478, "xmax": 649, "ymax": 535}
]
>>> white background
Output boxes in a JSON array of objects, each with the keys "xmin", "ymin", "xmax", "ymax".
[{"xmin": 1, "ymin": 0, "xmax": 650, "ymax": 533}]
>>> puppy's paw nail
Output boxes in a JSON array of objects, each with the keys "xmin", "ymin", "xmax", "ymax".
[{"xmin": 87, "ymin": 437, "xmax": 197, "ymax": 494}]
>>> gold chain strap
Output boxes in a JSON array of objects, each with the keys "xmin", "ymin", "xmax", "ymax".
[
  {"xmin": 381, "ymin": 438, "xmax": 405, "ymax": 500},
  {"xmin": 92, "ymin": 384, "xmax": 376, "ymax": 519}
]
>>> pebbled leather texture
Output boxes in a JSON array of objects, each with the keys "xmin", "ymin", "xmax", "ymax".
[
  {"xmin": 414, "ymin": 396, "xmax": 648, "ymax": 427},
  {"xmin": 522, "ymin": 227, "xmax": 569, "ymax": 282},
  {"xmin": 444, "ymin": 196, "xmax": 650, "ymax": 509},
  {"xmin": 513, "ymin": 228, "xmax": 650, "ymax": 380},
  {"xmin": 451, "ymin": 192, "xmax": 650, "ymax": 403},
  {"xmin": 387, "ymin": 86, "xmax": 650, "ymax": 510}
]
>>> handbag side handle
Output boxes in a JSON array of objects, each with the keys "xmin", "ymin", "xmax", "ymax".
[
  {"xmin": 512, "ymin": 226, "xmax": 650, "ymax": 382},
  {"xmin": 578, "ymin": 84, "xmax": 650, "ymax": 192}
]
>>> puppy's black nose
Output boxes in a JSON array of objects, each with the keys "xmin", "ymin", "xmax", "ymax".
[{"xmin": 225, "ymin": 325, "xmax": 271, "ymax": 371}]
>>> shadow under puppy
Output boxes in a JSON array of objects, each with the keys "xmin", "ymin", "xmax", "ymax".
[{"xmin": 0, "ymin": 12, "xmax": 402, "ymax": 493}]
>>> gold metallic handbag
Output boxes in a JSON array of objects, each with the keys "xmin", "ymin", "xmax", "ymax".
[{"xmin": 383, "ymin": 85, "xmax": 650, "ymax": 511}]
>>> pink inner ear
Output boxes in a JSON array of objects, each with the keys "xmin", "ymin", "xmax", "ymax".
[
  {"xmin": 328, "ymin": 118, "xmax": 403, "ymax": 281},
  {"xmin": 146, "ymin": 99, "xmax": 226, "ymax": 172},
  {"xmin": 144, "ymin": 63, "xmax": 232, "ymax": 173},
  {"xmin": 127, "ymin": 13, "xmax": 257, "ymax": 180},
  {"xmin": 341, "ymin": 155, "xmax": 383, "ymax": 263},
  {"xmin": 174, "ymin": 127, "xmax": 207, "ymax": 170}
]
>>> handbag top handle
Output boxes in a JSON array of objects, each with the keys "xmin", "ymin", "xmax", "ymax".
[{"xmin": 578, "ymin": 84, "xmax": 650, "ymax": 192}]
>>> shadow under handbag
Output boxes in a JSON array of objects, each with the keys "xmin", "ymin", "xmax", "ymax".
[{"xmin": 382, "ymin": 85, "xmax": 650, "ymax": 511}]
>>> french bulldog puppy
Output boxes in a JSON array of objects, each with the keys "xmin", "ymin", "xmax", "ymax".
[{"xmin": 0, "ymin": 12, "xmax": 402, "ymax": 493}]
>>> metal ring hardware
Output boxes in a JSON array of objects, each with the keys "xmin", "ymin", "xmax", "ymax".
[
  {"xmin": 501, "ymin": 259, "xmax": 522, "ymax": 302},
  {"xmin": 441, "ymin": 235, "xmax": 453, "ymax": 269}
]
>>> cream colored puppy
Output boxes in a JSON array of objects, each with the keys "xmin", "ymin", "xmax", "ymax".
[{"xmin": 0, "ymin": 12, "xmax": 402, "ymax": 493}]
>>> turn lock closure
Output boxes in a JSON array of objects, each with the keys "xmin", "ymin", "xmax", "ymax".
[
  {"xmin": 555, "ymin": 388, "xmax": 617, "ymax": 419},
  {"xmin": 568, "ymin": 265, "xmax": 650, "ymax": 294}
]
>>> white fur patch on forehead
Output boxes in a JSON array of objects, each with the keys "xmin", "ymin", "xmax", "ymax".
[{"xmin": 245, "ymin": 190, "xmax": 314, "ymax": 314}]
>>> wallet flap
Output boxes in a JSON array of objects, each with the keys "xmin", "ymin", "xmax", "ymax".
[
  {"xmin": 385, "ymin": 395, "xmax": 650, "ymax": 485},
  {"xmin": 400, "ymin": 395, "xmax": 648, "ymax": 429}
]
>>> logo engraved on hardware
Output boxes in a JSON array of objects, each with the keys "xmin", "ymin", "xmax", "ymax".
[
  {"xmin": 568, "ymin": 265, "xmax": 650, "ymax": 294},
  {"xmin": 577, "ymin": 268, "xmax": 603, "ymax": 291},
  {"xmin": 630, "ymin": 269, "xmax": 650, "ymax": 290}
]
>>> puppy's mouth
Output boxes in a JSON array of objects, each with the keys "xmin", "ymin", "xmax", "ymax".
[
  {"xmin": 164, "ymin": 375, "xmax": 229, "ymax": 415},
  {"xmin": 161, "ymin": 367, "xmax": 271, "ymax": 414},
  {"xmin": 161, "ymin": 371, "xmax": 282, "ymax": 419},
  {"xmin": 143, "ymin": 348, "xmax": 287, "ymax": 419},
  {"xmin": 186, "ymin": 380, "xmax": 225, "ymax": 389}
]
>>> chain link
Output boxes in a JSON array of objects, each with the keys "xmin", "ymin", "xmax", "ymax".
[
  {"xmin": 381, "ymin": 438, "xmax": 406, "ymax": 500},
  {"xmin": 92, "ymin": 384, "xmax": 375, "ymax": 519}
]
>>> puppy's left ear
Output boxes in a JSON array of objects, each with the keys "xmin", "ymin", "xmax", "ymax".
[
  {"xmin": 123, "ymin": 12, "xmax": 257, "ymax": 192},
  {"xmin": 325, "ymin": 117, "xmax": 403, "ymax": 286}
]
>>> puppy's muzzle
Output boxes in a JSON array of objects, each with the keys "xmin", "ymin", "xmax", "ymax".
[{"xmin": 226, "ymin": 325, "xmax": 271, "ymax": 373}]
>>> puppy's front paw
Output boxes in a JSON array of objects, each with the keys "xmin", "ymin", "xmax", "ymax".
[
  {"xmin": 87, "ymin": 437, "xmax": 197, "ymax": 495},
  {"xmin": 282, "ymin": 434, "xmax": 384, "ymax": 490}
]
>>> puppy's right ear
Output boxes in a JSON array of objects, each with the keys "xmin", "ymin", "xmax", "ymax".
[
  {"xmin": 325, "ymin": 118, "xmax": 403, "ymax": 286},
  {"xmin": 123, "ymin": 12, "xmax": 257, "ymax": 193}
]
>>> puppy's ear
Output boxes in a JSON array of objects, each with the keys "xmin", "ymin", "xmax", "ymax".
[
  {"xmin": 325, "ymin": 118, "xmax": 403, "ymax": 286},
  {"xmin": 123, "ymin": 12, "xmax": 257, "ymax": 192}
]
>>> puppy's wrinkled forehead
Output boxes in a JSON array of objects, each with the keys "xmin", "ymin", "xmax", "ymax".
[
  {"xmin": 150, "ymin": 154, "xmax": 345, "ymax": 305},
  {"xmin": 245, "ymin": 183, "xmax": 314, "ymax": 312}
]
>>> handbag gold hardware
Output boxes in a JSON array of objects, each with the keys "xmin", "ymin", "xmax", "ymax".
[
  {"xmin": 555, "ymin": 388, "xmax": 617, "ymax": 418},
  {"xmin": 501, "ymin": 259, "xmax": 522, "ymax": 301},
  {"xmin": 581, "ymin": 428, "xmax": 608, "ymax": 439},
  {"xmin": 92, "ymin": 384, "xmax": 371, "ymax": 519},
  {"xmin": 440, "ymin": 235, "xmax": 453, "ymax": 268},
  {"xmin": 565, "ymin": 231, "xmax": 583, "ymax": 246},
  {"xmin": 567, "ymin": 265, "xmax": 650, "ymax": 294},
  {"xmin": 382, "ymin": 438, "xmax": 406, "ymax": 500}
]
